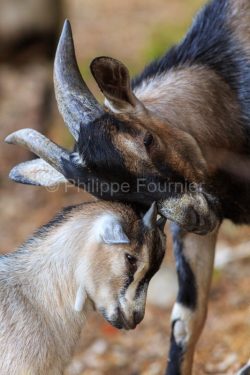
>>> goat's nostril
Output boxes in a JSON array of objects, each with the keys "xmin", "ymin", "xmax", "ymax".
[{"xmin": 133, "ymin": 311, "xmax": 142, "ymax": 326}]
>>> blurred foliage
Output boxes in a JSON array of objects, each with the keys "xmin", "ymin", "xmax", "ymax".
[
  {"xmin": 143, "ymin": 21, "xmax": 189, "ymax": 61},
  {"xmin": 143, "ymin": 0, "xmax": 205, "ymax": 61},
  {"xmin": 78, "ymin": 0, "xmax": 206, "ymax": 90}
]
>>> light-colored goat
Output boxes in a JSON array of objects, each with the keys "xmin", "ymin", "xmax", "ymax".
[{"xmin": 0, "ymin": 201, "xmax": 166, "ymax": 375}]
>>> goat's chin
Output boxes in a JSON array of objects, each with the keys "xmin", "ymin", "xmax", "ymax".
[
  {"xmin": 98, "ymin": 308, "xmax": 135, "ymax": 330},
  {"xmin": 107, "ymin": 318, "xmax": 136, "ymax": 331},
  {"xmin": 109, "ymin": 312, "xmax": 137, "ymax": 330}
]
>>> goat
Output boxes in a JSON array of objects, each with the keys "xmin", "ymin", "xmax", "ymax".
[
  {"xmin": 5, "ymin": 0, "xmax": 250, "ymax": 373},
  {"xmin": 0, "ymin": 201, "xmax": 166, "ymax": 375}
]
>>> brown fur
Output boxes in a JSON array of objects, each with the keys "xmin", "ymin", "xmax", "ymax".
[
  {"xmin": 134, "ymin": 66, "xmax": 243, "ymax": 149},
  {"xmin": 92, "ymin": 58, "xmax": 244, "ymax": 183}
]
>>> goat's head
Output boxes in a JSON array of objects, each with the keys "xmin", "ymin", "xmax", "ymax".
[
  {"xmin": 76, "ymin": 202, "xmax": 166, "ymax": 330},
  {"xmin": 5, "ymin": 20, "xmax": 207, "ymax": 206}
]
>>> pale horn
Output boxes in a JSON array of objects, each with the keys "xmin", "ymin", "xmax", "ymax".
[{"xmin": 5, "ymin": 129, "xmax": 69, "ymax": 175}]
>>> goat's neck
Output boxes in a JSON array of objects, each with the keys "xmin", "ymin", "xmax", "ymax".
[
  {"xmin": 11, "ymin": 215, "xmax": 92, "ymax": 350},
  {"xmin": 134, "ymin": 65, "xmax": 244, "ymax": 152}
]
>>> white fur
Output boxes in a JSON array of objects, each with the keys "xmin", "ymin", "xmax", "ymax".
[
  {"xmin": 171, "ymin": 303, "xmax": 194, "ymax": 347},
  {"xmin": 0, "ymin": 205, "xmax": 154, "ymax": 375},
  {"xmin": 104, "ymin": 98, "xmax": 122, "ymax": 113},
  {"xmin": 173, "ymin": 320, "xmax": 187, "ymax": 346},
  {"xmin": 70, "ymin": 152, "xmax": 86, "ymax": 167},
  {"xmin": 0, "ymin": 209, "xmax": 125, "ymax": 374}
]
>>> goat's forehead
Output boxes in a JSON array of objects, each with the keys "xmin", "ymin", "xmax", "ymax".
[
  {"xmin": 133, "ymin": 230, "xmax": 162, "ymax": 259},
  {"xmin": 79, "ymin": 113, "xmax": 143, "ymax": 142},
  {"xmin": 93, "ymin": 112, "xmax": 139, "ymax": 132},
  {"xmin": 75, "ymin": 114, "xmax": 149, "ymax": 180},
  {"xmin": 77, "ymin": 116, "xmax": 126, "ymax": 157}
]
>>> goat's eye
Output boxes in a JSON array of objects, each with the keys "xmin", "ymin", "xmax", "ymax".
[
  {"xmin": 144, "ymin": 132, "xmax": 154, "ymax": 149},
  {"xmin": 125, "ymin": 253, "xmax": 137, "ymax": 266}
]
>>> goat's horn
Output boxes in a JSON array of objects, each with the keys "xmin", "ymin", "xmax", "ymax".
[
  {"xmin": 143, "ymin": 202, "xmax": 158, "ymax": 230},
  {"xmin": 5, "ymin": 129, "xmax": 69, "ymax": 174},
  {"xmin": 54, "ymin": 20, "xmax": 104, "ymax": 141}
]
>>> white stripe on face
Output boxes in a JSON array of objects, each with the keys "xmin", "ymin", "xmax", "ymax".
[
  {"xmin": 125, "ymin": 261, "xmax": 148, "ymax": 302},
  {"xmin": 119, "ymin": 244, "xmax": 151, "ymax": 317}
]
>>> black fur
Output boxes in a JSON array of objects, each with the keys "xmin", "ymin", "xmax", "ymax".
[
  {"xmin": 62, "ymin": 114, "xmax": 187, "ymax": 205},
  {"xmin": 77, "ymin": 114, "xmax": 130, "ymax": 179},
  {"xmin": 135, "ymin": 228, "xmax": 166, "ymax": 298},
  {"xmin": 62, "ymin": 114, "xmax": 141, "ymax": 200},
  {"xmin": 238, "ymin": 365, "xmax": 250, "ymax": 375},
  {"xmin": 171, "ymin": 224, "xmax": 197, "ymax": 309},
  {"xmin": 121, "ymin": 221, "xmax": 165, "ymax": 299},
  {"xmin": 165, "ymin": 224, "xmax": 197, "ymax": 375},
  {"xmin": 166, "ymin": 320, "xmax": 184, "ymax": 375}
]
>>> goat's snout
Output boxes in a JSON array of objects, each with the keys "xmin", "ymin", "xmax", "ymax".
[
  {"xmin": 111, "ymin": 306, "xmax": 143, "ymax": 330},
  {"xmin": 116, "ymin": 307, "xmax": 144, "ymax": 330},
  {"xmin": 133, "ymin": 310, "xmax": 144, "ymax": 326}
]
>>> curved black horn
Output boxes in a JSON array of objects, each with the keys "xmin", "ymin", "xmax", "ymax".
[{"xmin": 54, "ymin": 20, "xmax": 103, "ymax": 140}]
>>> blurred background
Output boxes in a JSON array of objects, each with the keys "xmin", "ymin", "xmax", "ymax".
[{"xmin": 0, "ymin": 0, "xmax": 249, "ymax": 374}]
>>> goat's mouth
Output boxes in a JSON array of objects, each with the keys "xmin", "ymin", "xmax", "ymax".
[
  {"xmin": 112, "ymin": 307, "xmax": 137, "ymax": 330},
  {"xmin": 100, "ymin": 307, "xmax": 137, "ymax": 330}
]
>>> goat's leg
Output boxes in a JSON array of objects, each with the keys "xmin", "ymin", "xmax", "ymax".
[
  {"xmin": 237, "ymin": 362, "xmax": 250, "ymax": 375},
  {"xmin": 166, "ymin": 224, "xmax": 219, "ymax": 375}
]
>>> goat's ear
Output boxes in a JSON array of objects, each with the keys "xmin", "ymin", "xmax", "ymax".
[
  {"xmin": 90, "ymin": 57, "xmax": 141, "ymax": 113},
  {"xmin": 74, "ymin": 286, "xmax": 86, "ymax": 312},
  {"xmin": 8, "ymin": 159, "xmax": 67, "ymax": 187},
  {"xmin": 99, "ymin": 215, "xmax": 130, "ymax": 245}
]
